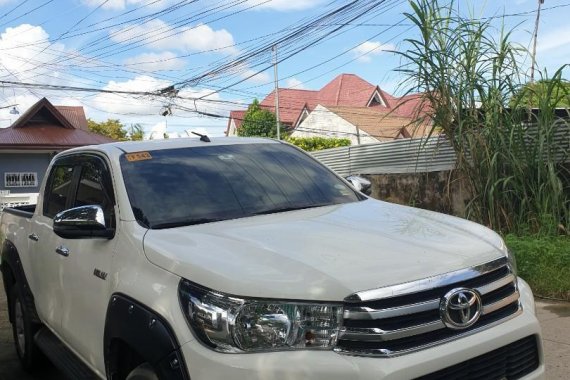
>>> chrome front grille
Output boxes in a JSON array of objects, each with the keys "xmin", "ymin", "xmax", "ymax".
[{"xmin": 335, "ymin": 257, "xmax": 521, "ymax": 357}]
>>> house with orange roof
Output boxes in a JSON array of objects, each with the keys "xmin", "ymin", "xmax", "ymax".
[
  {"xmin": 226, "ymin": 73, "xmax": 430, "ymax": 140},
  {"xmin": 0, "ymin": 98, "xmax": 114, "ymax": 208}
]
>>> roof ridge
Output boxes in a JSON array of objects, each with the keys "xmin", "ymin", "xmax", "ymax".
[
  {"xmin": 334, "ymin": 74, "xmax": 344, "ymax": 105},
  {"xmin": 280, "ymin": 88, "xmax": 317, "ymax": 92}
]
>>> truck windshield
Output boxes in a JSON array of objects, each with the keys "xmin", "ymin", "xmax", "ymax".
[{"xmin": 120, "ymin": 143, "xmax": 363, "ymax": 229}]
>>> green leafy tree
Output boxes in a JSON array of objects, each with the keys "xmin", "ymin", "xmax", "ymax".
[
  {"xmin": 129, "ymin": 124, "xmax": 144, "ymax": 141},
  {"xmin": 511, "ymin": 79, "xmax": 570, "ymax": 108},
  {"xmin": 88, "ymin": 119, "xmax": 145, "ymax": 141},
  {"xmin": 88, "ymin": 119, "xmax": 128, "ymax": 141},
  {"xmin": 237, "ymin": 99, "xmax": 278, "ymax": 138}
]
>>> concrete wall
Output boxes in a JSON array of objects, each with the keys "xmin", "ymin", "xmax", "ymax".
[
  {"xmin": 0, "ymin": 153, "xmax": 53, "ymax": 194},
  {"xmin": 363, "ymin": 170, "xmax": 472, "ymax": 217}
]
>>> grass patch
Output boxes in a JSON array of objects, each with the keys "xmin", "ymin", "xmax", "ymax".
[{"xmin": 505, "ymin": 235, "xmax": 570, "ymax": 300}]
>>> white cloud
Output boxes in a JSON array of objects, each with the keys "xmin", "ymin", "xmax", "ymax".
[
  {"xmin": 124, "ymin": 51, "xmax": 186, "ymax": 71},
  {"xmin": 91, "ymin": 75, "xmax": 224, "ymax": 118},
  {"xmin": 92, "ymin": 75, "xmax": 172, "ymax": 115},
  {"xmin": 241, "ymin": 69, "xmax": 270, "ymax": 84},
  {"xmin": 248, "ymin": 0, "xmax": 325, "ymax": 11},
  {"xmin": 82, "ymin": 0, "xmax": 161, "ymax": 11},
  {"xmin": 110, "ymin": 20, "xmax": 237, "ymax": 54},
  {"xmin": 0, "ymin": 93, "xmax": 40, "ymax": 128},
  {"xmin": 0, "ymin": 24, "xmax": 67, "ymax": 82},
  {"xmin": 285, "ymin": 77, "xmax": 305, "ymax": 89},
  {"xmin": 353, "ymin": 41, "xmax": 395, "ymax": 63},
  {"xmin": 536, "ymin": 26, "xmax": 570, "ymax": 53}
]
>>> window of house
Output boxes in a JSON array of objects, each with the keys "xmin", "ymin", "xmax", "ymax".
[{"xmin": 4, "ymin": 172, "xmax": 38, "ymax": 188}]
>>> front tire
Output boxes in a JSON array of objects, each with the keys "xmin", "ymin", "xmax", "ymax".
[
  {"xmin": 10, "ymin": 285, "xmax": 44, "ymax": 370},
  {"xmin": 126, "ymin": 363, "xmax": 159, "ymax": 380}
]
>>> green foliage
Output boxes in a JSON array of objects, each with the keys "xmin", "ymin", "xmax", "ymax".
[
  {"xmin": 285, "ymin": 136, "xmax": 351, "ymax": 151},
  {"xmin": 237, "ymin": 99, "xmax": 278, "ymax": 138},
  {"xmin": 399, "ymin": 0, "xmax": 570, "ymax": 235},
  {"xmin": 511, "ymin": 79, "xmax": 570, "ymax": 108},
  {"xmin": 505, "ymin": 235, "xmax": 570, "ymax": 300},
  {"xmin": 129, "ymin": 124, "xmax": 144, "ymax": 141},
  {"xmin": 88, "ymin": 119, "xmax": 144, "ymax": 141}
]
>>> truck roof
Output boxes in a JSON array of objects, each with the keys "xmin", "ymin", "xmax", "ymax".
[{"xmin": 59, "ymin": 136, "xmax": 280, "ymax": 158}]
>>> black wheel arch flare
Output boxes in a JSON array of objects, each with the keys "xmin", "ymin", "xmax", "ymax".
[
  {"xmin": 104, "ymin": 293, "xmax": 190, "ymax": 380},
  {"xmin": 0, "ymin": 239, "xmax": 41, "ymax": 324}
]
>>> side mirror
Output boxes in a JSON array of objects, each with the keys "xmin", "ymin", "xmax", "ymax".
[
  {"xmin": 53, "ymin": 205, "xmax": 114, "ymax": 239},
  {"xmin": 346, "ymin": 175, "xmax": 372, "ymax": 196}
]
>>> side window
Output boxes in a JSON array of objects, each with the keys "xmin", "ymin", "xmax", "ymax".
[
  {"xmin": 74, "ymin": 159, "xmax": 115, "ymax": 227},
  {"xmin": 44, "ymin": 165, "xmax": 75, "ymax": 218}
]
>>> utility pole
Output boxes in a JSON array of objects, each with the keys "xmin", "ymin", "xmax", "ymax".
[
  {"xmin": 530, "ymin": 0, "xmax": 544, "ymax": 84},
  {"xmin": 272, "ymin": 45, "xmax": 281, "ymax": 140}
]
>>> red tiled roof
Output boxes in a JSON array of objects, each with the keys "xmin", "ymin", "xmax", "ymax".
[
  {"xmin": 0, "ymin": 97, "xmax": 114, "ymax": 149},
  {"xmin": 227, "ymin": 74, "xmax": 430, "ymax": 134},
  {"xmin": 317, "ymin": 74, "xmax": 377, "ymax": 106},
  {"xmin": 260, "ymin": 89, "xmax": 319, "ymax": 126}
]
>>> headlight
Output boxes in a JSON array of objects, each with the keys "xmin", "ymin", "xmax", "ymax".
[
  {"xmin": 506, "ymin": 248, "xmax": 518, "ymax": 276},
  {"xmin": 179, "ymin": 280, "xmax": 343, "ymax": 353}
]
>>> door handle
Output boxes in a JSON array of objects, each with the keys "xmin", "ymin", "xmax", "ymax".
[
  {"xmin": 55, "ymin": 245, "xmax": 69, "ymax": 257},
  {"xmin": 28, "ymin": 233, "xmax": 39, "ymax": 242}
]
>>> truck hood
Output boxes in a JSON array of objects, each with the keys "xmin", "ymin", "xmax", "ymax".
[{"xmin": 143, "ymin": 199, "xmax": 507, "ymax": 301}]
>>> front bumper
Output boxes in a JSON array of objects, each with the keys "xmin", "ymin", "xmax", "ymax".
[{"xmin": 180, "ymin": 278, "xmax": 544, "ymax": 380}]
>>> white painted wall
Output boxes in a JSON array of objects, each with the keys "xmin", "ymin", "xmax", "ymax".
[
  {"xmin": 227, "ymin": 118, "xmax": 238, "ymax": 136},
  {"xmin": 291, "ymin": 105, "xmax": 379, "ymax": 145}
]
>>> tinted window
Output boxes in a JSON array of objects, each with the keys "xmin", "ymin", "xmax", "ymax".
[
  {"xmin": 120, "ymin": 143, "xmax": 362, "ymax": 229},
  {"xmin": 74, "ymin": 160, "xmax": 115, "ymax": 227},
  {"xmin": 44, "ymin": 165, "xmax": 75, "ymax": 218}
]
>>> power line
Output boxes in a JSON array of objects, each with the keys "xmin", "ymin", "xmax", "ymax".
[{"xmin": 0, "ymin": 0, "xmax": 56, "ymax": 30}]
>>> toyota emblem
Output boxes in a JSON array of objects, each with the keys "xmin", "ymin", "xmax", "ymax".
[{"xmin": 440, "ymin": 288, "xmax": 482, "ymax": 330}]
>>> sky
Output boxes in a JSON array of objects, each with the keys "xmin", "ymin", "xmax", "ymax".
[{"xmin": 0, "ymin": 0, "xmax": 568, "ymax": 138}]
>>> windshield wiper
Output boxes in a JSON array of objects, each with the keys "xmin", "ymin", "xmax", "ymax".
[
  {"xmin": 151, "ymin": 218, "xmax": 223, "ymax": 229},
  {"xmin": 253, "ymin": 203, "xmax": 332, "ymax": 216}
]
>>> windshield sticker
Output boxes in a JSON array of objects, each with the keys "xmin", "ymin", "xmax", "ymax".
[{"xmin": 125, "ymin": 152, "xmax": 152, "ymax": 162}]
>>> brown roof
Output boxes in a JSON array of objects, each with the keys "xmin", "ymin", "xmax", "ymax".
[
  {"xmin": 56, "ymin": 106, "xmax": 89, "ymax": 131},
  {"xmin": 0, "ymin": 97, "xmax": 114, "ymax": 149},
  {"xmin": 0, "ymin": 125, "xmax": 115, "ymax": 149},
  {"xmin": 327, "ymin": 106, "xmax": 413, "ymax": 141}
]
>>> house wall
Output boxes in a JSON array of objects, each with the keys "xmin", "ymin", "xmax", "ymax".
[
  {"xmin": 0, "ymin": 153, "xmax": 53, "ymax": 194},
  {"xmin": 292, "ymin": 105, "xmax": 378, "ymax": 145},
  {"xmin": 227, "ymin": 119, "xmax": 237, "ymax": 136}
]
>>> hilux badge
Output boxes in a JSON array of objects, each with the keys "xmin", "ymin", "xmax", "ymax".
[
  {"xmin": 440, "ymin": 288, "xmax": 482, "ymax": 330},
  {"xmin": 93, "ymin": 268, "xmax": 108, "ymax": 281}
]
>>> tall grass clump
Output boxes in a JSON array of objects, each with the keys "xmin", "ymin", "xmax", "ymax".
[{"xmin": 398, "ymin": 0, "xmax": 570, "ymax": 235}]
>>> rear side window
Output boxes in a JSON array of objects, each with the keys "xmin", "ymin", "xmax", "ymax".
[{"xmin": 43, "ymin": 165, "xmax": 75, "ymax": 218}]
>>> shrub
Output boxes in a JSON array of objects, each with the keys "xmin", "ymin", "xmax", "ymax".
[{"xmin": 285, "ymin": 136, "xmax": 351, "ymax": 151}]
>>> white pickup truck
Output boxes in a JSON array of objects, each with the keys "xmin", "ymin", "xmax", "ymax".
[{"xmin": 1, "ymin": 137, "xmax": 544, "ymax": 380}]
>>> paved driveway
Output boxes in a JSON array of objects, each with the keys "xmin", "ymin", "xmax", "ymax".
[
  {"xmin": 1, "ymin": 271, "xmax": 569, "ymax": 379},
  {"xmin": 0, "ymin": 273, "xmax": 61, "ymax": 380}
]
